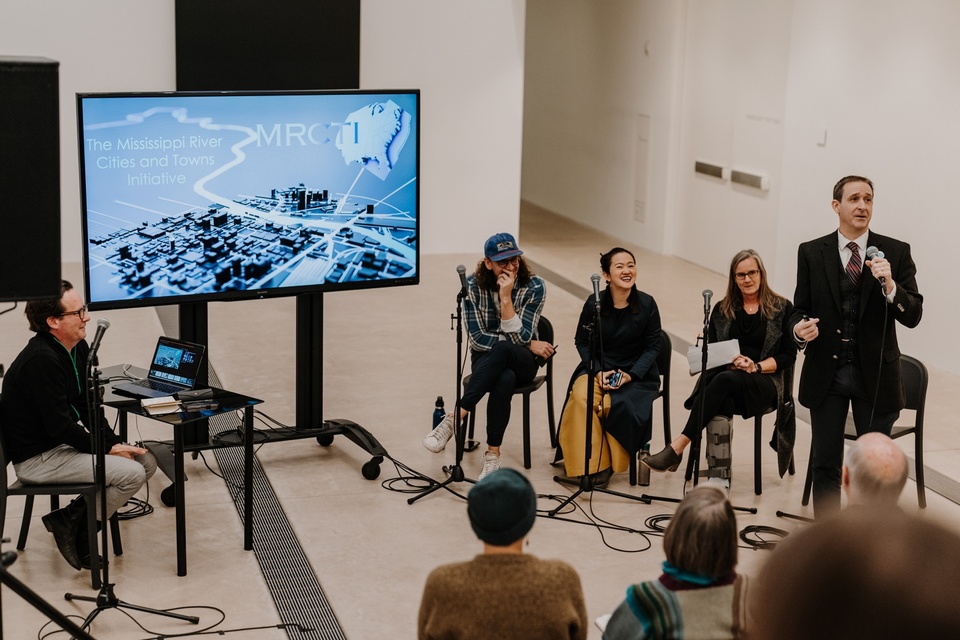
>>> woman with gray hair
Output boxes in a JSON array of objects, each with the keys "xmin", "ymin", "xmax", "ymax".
[
  {"xmin": 644, "ymin": 249, "xmax": 797, "ymax": 478},
  {"xmin": 603, "ymin": 486, "xmax": 749, "ymax": 639}
]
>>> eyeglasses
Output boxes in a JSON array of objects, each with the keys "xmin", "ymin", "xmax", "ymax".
[
  {"xmin": 495, "ymin": 256, "xmax": 520, "ymax": 267},
  {"xmin": 734, "ymin": 270, "xmax": 760, "ymax": 281},
  {"xmin": 60, "ymin": 305, "xmax": 89, "ymax": 319}
]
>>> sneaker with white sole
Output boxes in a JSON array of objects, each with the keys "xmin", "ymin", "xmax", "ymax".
[
  {"xmin": 478, "ymin": 450, "xmax": 502, "ymax": 480},
  {"xmin": 422, "ymin": 413, "xmax": 456, "ymax": 453}
]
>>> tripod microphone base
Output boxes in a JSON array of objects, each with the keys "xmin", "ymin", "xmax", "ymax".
[{"xmin": 65, "ymin": 582, "xmax": 201, "ymax": 630}]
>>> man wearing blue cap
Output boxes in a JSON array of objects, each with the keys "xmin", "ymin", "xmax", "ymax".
[
  {"xmin": 422, "ymin": 233, "xmax": 554, "ymax": 479},
  {"xmin": 418, "ymin": 469, "xmax": 587, "ymax": 639}
]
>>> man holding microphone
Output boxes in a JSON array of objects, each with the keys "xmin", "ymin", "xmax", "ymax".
[{"xmin": 790, "ymin": 176, "xmax": 922, "ymax": 517}]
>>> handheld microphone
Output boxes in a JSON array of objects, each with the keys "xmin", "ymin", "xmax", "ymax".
[
  {"xmin": 456, "ymin": 264, "xmax": 468, "ymax": 293},
  {"xmin": 591, "ymin": 274, "xmax": 602, "ymax": 307},
  {"xmin": 865, "ymin": 246, "xmax": 886, "ymax": 292},
  {"xmin": 87, "ymin": 318, "xmax": 110, "ymax": 367},
  {"xmin": 702, "ymin": 289, "xmax": 713, "ymax": 316}
]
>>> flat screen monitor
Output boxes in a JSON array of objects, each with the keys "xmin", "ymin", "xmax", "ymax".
[{"xmin": 77, "ymin": 89, "xmax": 419, "ymax": 310}]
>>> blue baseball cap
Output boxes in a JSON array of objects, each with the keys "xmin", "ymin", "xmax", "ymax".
[{"xmin": 484, "ymin": 233, "xmax": 524, "ymax": 261}]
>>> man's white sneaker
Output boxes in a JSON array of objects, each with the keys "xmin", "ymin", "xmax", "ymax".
[
  {"xmin": 478, "ymin": 450, "xmax": 502, "ymax": 480},
  {"xmin": 422, "ymin": 413, "xmax": 456, "ymax": 453}
]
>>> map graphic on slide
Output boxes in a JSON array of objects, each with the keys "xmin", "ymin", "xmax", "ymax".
[{"xmin": 80, "ymin": 92, "xmax": 418, "ymax": 303}]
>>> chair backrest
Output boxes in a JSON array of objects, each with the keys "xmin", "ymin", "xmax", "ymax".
[
  {"xmin": 901, "ymin": 354, "xmax": 928, "ymax": 417},
  {"xmin": 537, "ymin": 315, "xmax": 554, "ymax": 345},
  {"xmin": 656, "ymin": 330, "xmax": 672, "ymax": 395}
]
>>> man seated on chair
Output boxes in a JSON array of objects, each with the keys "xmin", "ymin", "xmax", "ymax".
[
  {"xmin": 842, "ymin": 432, "xmax": 908, "ymax": 509},
  {"xmin": 422, "ymin": 233, "xmax": 554, "ymax": 480},
  {"xmin": 0, "ymin": 280, "xmax": 156, "ymax": 570}
]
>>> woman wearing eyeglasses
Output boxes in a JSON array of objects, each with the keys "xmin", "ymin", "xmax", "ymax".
[{"xmin": 644, "ymin": 249, "xmax": 797, "ymax": 475}]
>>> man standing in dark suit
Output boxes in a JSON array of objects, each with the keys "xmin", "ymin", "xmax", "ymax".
[{"xmin": 791, "ymin": 176, "xmax": 922, "ymax": 517}]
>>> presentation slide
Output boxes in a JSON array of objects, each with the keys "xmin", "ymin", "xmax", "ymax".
[{"xmin": 78, "ymin": 91, "xmax": 418, "ymax": 306}]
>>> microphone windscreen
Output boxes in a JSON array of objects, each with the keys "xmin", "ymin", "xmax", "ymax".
[
  {"xmin": 865, "ymin": 246, "xmax": 884, "ymax": 260},
  {"xmin": 97, "ymin": 318, "xmax": 110, "ymax": 330}
]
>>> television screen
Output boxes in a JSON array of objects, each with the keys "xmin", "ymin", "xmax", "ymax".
[{"xmin": 77, "ymin": 89, "xmax": 419, "ymax": 310}]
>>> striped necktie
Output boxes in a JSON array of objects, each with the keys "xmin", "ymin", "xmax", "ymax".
[{"xmin": 846, "ymin": 242, "xmax": 862, "ymax": 286}]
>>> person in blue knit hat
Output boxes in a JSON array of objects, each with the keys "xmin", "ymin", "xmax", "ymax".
[{"xmin": 417, "ymin": 469, "xmax": 587, "ymax": 639}]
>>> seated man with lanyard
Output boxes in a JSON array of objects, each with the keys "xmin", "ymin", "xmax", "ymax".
[{"xmin": 0, "ymin": 279, "xmax": 156, "ymax": 570}]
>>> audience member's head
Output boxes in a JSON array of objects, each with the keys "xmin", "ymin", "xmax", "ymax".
[
  {"xmin": 663, "ymin": 486, "xmax": 738, "ymax": 579},
  {"xmin": 467, "ymin": 468, "xmax": 537, "ymax": 550},
  {"xmin": 842, "ymin": 432, "xmax": 908, "ymax": 507},
  {"xmin": 754, "ymin": 509, "xmax": 960, "ymax": 639}
]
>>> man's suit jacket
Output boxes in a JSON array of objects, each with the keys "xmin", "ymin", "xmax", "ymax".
[{"xmin": 790, "ymin": 230, "xmax": 922, "ymax": 414}]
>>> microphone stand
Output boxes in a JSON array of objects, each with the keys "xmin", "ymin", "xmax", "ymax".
[
  {"xmin": 408, "ymin": 285, "xmax": 472, "ymax": 503},
  {"xmin": 549, "ymin": 293, "xmax": 650, "ymax": 516},
  {"xmin": 64, "ymin": 337, "xmax": 200, "ymax": 631},
  {"xmin": 644, "ymin": 295, "xmax": 756, "ymax": 515}
]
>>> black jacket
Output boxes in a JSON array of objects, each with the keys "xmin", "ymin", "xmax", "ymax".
[
  {"xmin": 0, "ymin": 332, "xmax": 120, "ymax": 464},
  {"xmin": 789, "ymin": 230, "xmax": 923, "ymax": 413}
]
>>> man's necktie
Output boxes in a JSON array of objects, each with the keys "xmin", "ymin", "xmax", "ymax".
[{"xmin": 846, "ymin": 242, "xmax": 862, "ymax": 286}]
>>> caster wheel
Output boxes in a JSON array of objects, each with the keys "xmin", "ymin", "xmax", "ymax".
[
  {"xmin": 361, "ymin": 460, "xmax": 381, "ymax": 480},
  {"xmin": 316, "ymin": 433, "xmax": 335, "ymax": 446},
  {"xmin": 160, "ymin": 485, "xmax": 176, "ymax": 507}
]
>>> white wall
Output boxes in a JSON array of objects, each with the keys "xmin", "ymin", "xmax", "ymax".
[
  {"xmin": 675, "ymin": 0, "xmax": 793, "ymax": 276},
  {"xmin": 0, "ymin": 0, "xmax": 177, "ymax": 265},
  {"xmin": 522, "ymin": 0, "xmax": 685, "ymax": 255},
  {"xmin": 0, "ymin": 1, "xmax": 526, "ymax": 265},
  {"xmin": 522, "ymin": 0, "xmax": 959, "ymax": 374},
  {"xmin": 775, "ymin": 0, "xmax": 960, "ymax": 373},
  {"xmin": 361, "ymin": 0, "xmax": 527, "ymax": 254}
]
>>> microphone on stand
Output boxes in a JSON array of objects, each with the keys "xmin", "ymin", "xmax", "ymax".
[
  {"xmin": 591, "ymin": 274, "xmax": 602, "ymax": 309},
  {"xmin": 702, "ymin": 289, "xmax": 713, "ymax": 316},
  {"xmin": 456, "ymin": 264, "xmax": 468, "ymax": 294},
  {"xmin": 87, "ymin": 318, "xmax": 110, "ymax": 367},
  {"xmin": 865, "ymin": 246, "xmax": 886, "ymax": 294}
]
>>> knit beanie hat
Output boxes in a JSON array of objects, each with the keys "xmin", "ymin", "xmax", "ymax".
[{"xmin": 467, "ymin": 468, "xmax": 537, "ymax": 546}]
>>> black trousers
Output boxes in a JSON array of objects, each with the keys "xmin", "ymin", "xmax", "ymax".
[
  {"xmin": 809, "ymin": 363, "xmax": 899, "ymax": 517},
  {"xmin": 680, "ymin": 370, "xmax": 747, "ymax": 440},
  {"xmin": 462, "ymin": 341, "xmax": 537, "ymax": 447}
]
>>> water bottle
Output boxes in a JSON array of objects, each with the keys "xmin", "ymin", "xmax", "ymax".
[
  {"xmin": 638, "ymin": 443, "xmax": 651, "ymax": 486},
  {"xmin": 432, "ymin": 396, "xmax": 445, "ymax": 428}
]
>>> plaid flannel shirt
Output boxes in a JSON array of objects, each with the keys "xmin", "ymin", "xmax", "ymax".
[{"xmin": 464, "ymin": 274, "xmax": 545, "ymax": 352}]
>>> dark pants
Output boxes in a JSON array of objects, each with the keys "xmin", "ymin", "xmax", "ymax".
[
  {"xmin": 809, "ymin": 363, "xmax": 899, "ymax": 517},
  {"xmin": 681, "ymin": 370, "xmax": 746, "ymax": 440},
  {"xmin": 462, "ymin": 341, "xmax": 538, "ymax": 447}
]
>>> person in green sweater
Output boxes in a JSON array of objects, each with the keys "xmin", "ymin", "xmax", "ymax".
[
  {"xmin": 417, "ymin": 468, "xmax": 588, "ymax": 640},
  {"xmin": 602, "ymin": 486, "xmax": 750, "ymax": 639}
]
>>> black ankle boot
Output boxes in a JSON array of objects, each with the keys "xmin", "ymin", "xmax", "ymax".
[
  {"xmin": 42, "ymin": 504, "xmax": 83, "ymax": 571},
  {"xmin": 642, "ymin": 446, "xmax": 683, "ymax": 472}
]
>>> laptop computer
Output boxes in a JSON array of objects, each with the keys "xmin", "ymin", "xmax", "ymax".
[{"xmin": 112, "ymin": 336, "xmax": 207, "ymax": 399}]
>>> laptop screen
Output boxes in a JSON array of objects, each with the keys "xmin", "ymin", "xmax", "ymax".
[{"xmin": 147, "ymin": 337, "xmax": 206, "ymax": 388}]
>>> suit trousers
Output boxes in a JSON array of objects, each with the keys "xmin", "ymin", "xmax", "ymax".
[
  {"xmin": 15, "ymin": 443, "xmax": 158, "ymax": 520},
  {"xmin": 809, "ymin": 363, "xmax": 898, "ymax": 517}
]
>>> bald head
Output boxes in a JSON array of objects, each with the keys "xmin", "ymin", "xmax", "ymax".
[{"xmin": 842, "ymin": 433, "xmax": 908, "ymax": 507}]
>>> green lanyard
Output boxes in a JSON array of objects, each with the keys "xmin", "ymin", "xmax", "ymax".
[{"xmin": 53, "ymin": 336, "xmax": 83, "ymax": 422}]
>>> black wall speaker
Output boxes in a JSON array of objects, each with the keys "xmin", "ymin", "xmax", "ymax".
[{"xmin": 0, "ymin": 56, "xmax": 61, "ymax": 302}]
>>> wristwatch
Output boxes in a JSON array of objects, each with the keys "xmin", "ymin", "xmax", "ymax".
[{"xmin": 755, "ymin": 362, "xmax": 763, "ymax": 373}]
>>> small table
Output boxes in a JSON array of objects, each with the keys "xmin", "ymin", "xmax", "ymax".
[{"xmin": 101, "ymin": 366, "xmax": 262, "ymax": 577}]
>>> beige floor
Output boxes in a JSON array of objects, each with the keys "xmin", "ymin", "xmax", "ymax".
[{"xmin": 3, "ymin": 204, "xmax": 960, "ymax": 638}]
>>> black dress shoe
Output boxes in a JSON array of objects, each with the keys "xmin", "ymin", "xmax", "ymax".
[
  {"xmin": 643, "ymin": 446, "xmax": 683, "ymax": 472},
  {"xmin": 42, "ymin": 507, "xmax": 83, "ymax": 570}
]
